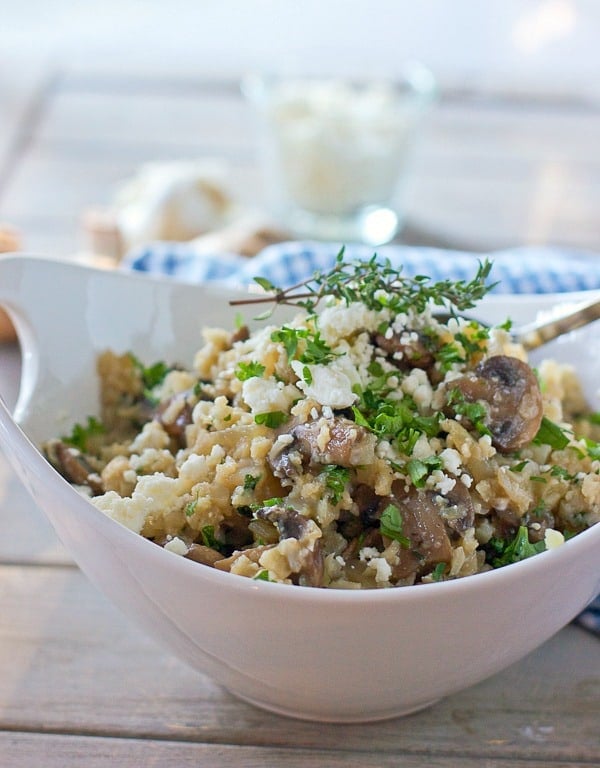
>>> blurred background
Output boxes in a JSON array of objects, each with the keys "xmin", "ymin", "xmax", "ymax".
[{"xmin": 1, "ymin": 0, "xmax": 599, "ymax": 257}]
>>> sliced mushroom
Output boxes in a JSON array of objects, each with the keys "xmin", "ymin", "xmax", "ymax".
[
  {"xmin": 256, "ymin": 504, "xmax": 311, "ymax": 540},
  {"xmin": 230, "ymin": 324, "xmax": 250, "ymax": 344},
  {"xmin": 268, "ymin": 417, "xmax": 376, "ymax": 479},
  {"xmin": 185, "ymin": 543, "xmax": 224, "ymax": 567},
  {"xmin": 154, "ymin": 391, "xmax": 195, "ymax": 446},
  {"xmin": 255, "ymin": 505, "xmax": 324, "ymax": 587},
  {"xmin": 440, "ymin": 481, "xmax": 476, "ymax": 534},
  {"xmin": 221, "ymin": 509, "xmax": 253, "ymax": 550},
  {"xmin": 388, "ymin": 483, "xmax": 453, "ymax": 579},
  {"xmin": 373, "ymin": 329, "xmax": 434, "ymax": 370},
  {"xmin": 353, "ymin": 483, "xmax": 382, "ymax": 524},
  {"xmin": 449, "ymin": 355, "xmax": 543, "ymax": 453},
  {"xmin": 214, "ymin": 543, "xmax": 275, "ymax": 571},
  {"xmin": 44, "ymin": 439, "xmax": 104, "ymax": 495},
  {"xmin": 524, "ymin": 507, "xmax": 556, "ymax": 543}
]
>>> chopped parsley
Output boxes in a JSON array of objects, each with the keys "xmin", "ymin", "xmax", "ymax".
[
  {"xmin": 250, "ymin": 496, "xmax": 285, "ymax": 512},
  {"xmin": 320, "ymin": 465, "xmax": 350, "ymax": 505},
  {"xmin": 130, "ymin": 353, "xmax": 170, "ymax": 393},
  {"xmin": 200, "ymin": 525, "xmax": 222, "ymax": 550},
  {"xmin": 235, "ymin": 361, "xmax": 266, "ymax": 381},
  {"xmin": 431, "ymin": 562, "xmax": 446, "ymax": 581},
  {"xmin": 254, "ymin": 411, "xmax": 288, "ymax": 428},
  {"xmin": 583, "ymin": 437, "xmax": 600, "ymax": 460},
  {"xmin": 510, "ymin": 460, "xmax": 529, "ymax": 473},
  {"xmin": 447, "ymin": 388, "xmax": 491, "ymax": 437},
  {"xmin": 185, "ymin": 497, "xmax": 198, "ymax": 517},
  {"xmin": 270, "ymin": 326, "xmax": 338, "ymax": 366},
  {"xmin": 252, "ymin": 569, "xmax": 272, "ymax": 581},
  {"xmin": 549, "ymin": 465, "xmax": 577, "ymax": 481},
  {"xmin": 454, "ymin": 322, "xmax": 491, "ymax": 357},
  {"xmin": 436, "ymin": 342, "xmax": 465, "ymax": 370},
  {"xmin": 486, "ymin": 525, "xmax": 545, "ymax": 568},
  {"xmin": 405, "ymin": 456, "xmax": 443, "ymax": 488},
  {"xmin": 352, "ymin": 387, "xmax": 441, "ymax": 456},
  {"xmin": 533, "ymin": 417, "xmax": 570, "ymax": 450},
  {"xmin": 62, "ymin": 416, "xmax": 105, "ymax": 452},
  {"xmin": 379, "ymin": 504, "xmax": 410, "ymax": 547},
  {"xmin": 243, "ymin": 474, "xmax": 261, "ymax": 491}
]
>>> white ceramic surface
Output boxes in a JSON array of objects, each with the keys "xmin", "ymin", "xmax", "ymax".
[{"xmin": 0, "ymin": 253, "xmax": 599, "ymax": 722}]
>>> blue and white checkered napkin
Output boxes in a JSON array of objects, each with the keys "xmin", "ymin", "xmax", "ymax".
[
  {"xmin": 124, "ymin": 239, "xmax": 600, "ymax": 294},
  {"xmin": 124, "ymin": 239, "xmax": 600, "ymax": 635}
]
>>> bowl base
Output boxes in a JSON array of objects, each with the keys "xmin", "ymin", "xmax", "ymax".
[{"xmin": 230, "ymin": 690, "xmax": 442, "ymax": 723}]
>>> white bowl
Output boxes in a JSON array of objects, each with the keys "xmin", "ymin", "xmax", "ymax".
[{"xmin": 0, "ymin": 253, "xmax": 599, "ymax": 723}]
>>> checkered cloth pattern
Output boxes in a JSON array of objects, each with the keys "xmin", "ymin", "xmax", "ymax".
[
  {"xmin": 125, "ymin": 240, "xmax": 600, "ymax": 294},
  {"xmin": 124, "ymin": 239, "xmax": 600, "ymax": 635}
]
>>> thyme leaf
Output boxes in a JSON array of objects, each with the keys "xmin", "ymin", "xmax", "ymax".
[{"xmin": 230, "ymin": 249, "xmax": 495, "ymax": 317}]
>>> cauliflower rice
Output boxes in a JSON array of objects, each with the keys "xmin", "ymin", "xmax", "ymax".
[{"xmin": 44, "ymin": 264, "xmax": 600, "ymax": 589}]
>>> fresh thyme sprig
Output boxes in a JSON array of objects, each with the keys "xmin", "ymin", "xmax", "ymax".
[{"xmin": 230, "ymin": 248, "xmax": 496, "ymax": 318}]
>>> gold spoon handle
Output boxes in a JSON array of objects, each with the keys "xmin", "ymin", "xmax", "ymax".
[{"xmin": 514, "ymin": 296, "xmax": 600, "ymax": 351}]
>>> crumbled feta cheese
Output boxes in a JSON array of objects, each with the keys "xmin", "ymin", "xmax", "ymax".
[
  {"xmin": 428, "ymin": 469, "xmax": 456, "ymax": 495},
  {"xmin": 411, "ymin": 433, "xmax": 433, "ymax": 460},
  {"xmin": 402, "ymin": 368, "xmax": 433, "ymax": 409},
  {"xmin": 317, "ymin": 302, "xmax": 383, "ymax": 345},
  {"xmin": 544, "ymin": 528, "xmax": 565, "ymax": 550},
  {"xmin": 242, "ymin": 377, "xmax": 301, "ymax": 414},
  {"xmin": 359, "ymin": 546, "xmax": 380, "ymax": 561},
  {"xmin": 291, "ymin": 356, "xmax": 359, "ymax": 409},
  {"xmin": 164, "ymin": 536, "xmax": 189, "ymax": 556},
  {"xmin": 92, "ymin": 472, "xmax": 182, "ymax": 533},
  {"xmin": 129, "ymin": 420, "xmax": 170, "ymax": 452},
  {"xmin": 440, "ymin": 448, "xmax": 462, "ymax": 475},
  {"xmin": 367, "ymin": 556, "xmax": 392, "ymax": 583}
]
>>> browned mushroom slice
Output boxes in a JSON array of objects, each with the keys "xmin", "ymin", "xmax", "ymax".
[
  {"xmin": 255, "ymin": 505, "xmax": 310, "ymax": 540},
  {"xmin": 373, "ymin": 329, "xmax": 435, "ymax": 370},
  {"xmin": 153, "ymin": 391, "xmax": 195, "ymax": 446},
  {"xmin": 269, "ymin": 417, "xmax": 375, "ymax": 479},
  {"xmin": 440, "ymin": 481, "xmax": 475, "ymax": 534},
  {"xmin": 44, "ymin": 439, "xmax": 104, "ymax": 494},
  {"xmin": 230, "ymin": 324, "xmax": 250, "ymax": 344},
  {"xmin": 214, "ymin": 544, "xmax": 275, "ymax": 571},
  {"xmin": 255, "ymin": 505, "xmax": 324, "ymax": 587},
  {"xmin": 449, "ymin": 355, "xmax": 543, "ymax": 453},
  {"xmin": 388, "ymin": 483, "xmax": 453, "ymax": 579},
  {"xmin": 184, "ymin": 543, "xmax": 224, "ymax": 567}
]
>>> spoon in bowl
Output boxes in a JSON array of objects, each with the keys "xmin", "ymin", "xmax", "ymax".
[{"xmin": 437, "ymin": 294, "xmax": 600, "ymax": 351}]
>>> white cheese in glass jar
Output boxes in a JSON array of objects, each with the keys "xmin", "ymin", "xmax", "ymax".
[{"xmin": 245, "ymin": 67, "xmax": 435, "ymax": 244}]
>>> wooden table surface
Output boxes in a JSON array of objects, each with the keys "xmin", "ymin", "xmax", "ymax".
[{"xmin": 0, "ymin": 67, "xmax": 599, "ymax": 767}]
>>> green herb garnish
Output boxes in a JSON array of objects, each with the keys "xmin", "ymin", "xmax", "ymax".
[
  {"xmin": 254, "ymin": 411, "xmax": 288, "ymax": 428},
  {"xmin": 431, "ymin": 562, "xmax": 446, "ymax": 581},
  {"xmin": 533, "ymin": 417, "xmax": 570, "ymax": 450},
  {"xmin": 252, "ymin": 569, "xmax": 272, "ymax": 581},
  {"xmin": 231, "ymin": 249, "xmax": 495, "ymax": 318},
  {"xmin": 447, "ymin": 388, "xmax": 491, "ymax": 437},
  {"xmin": 235, "ymin": 361, "xmax": 266, "ymax": 381},
  {"xmin": 62, "ymin": 415, "xmax": 105, "ymax": 452},
  {"xmin": 486, "ymin": 525, "xmax": 545, "ymax": 568},
  {"xmin": 510, "ymin": 460, "xmax": 529, "ymax": 473},
  {"xmin": 184, "ymin": 497, "xmax": 197, "ymax": 517},
  {"xmin": 379, "ymin": 504, "xmax": 410, "ymax": 547},
  {"xmin": 130, "ymin": 354, "xmax": 169, "ymax": 390},
  {"xmin": 243, "ymin": 474, "xmax": 260, "ymax": 491},
  {"xmin": 405, "ymin": 456, "xmax": 443, "ymax": 488},
  {"xmin": 270, "ymin": 326, "xmax": 338, "ymax": 366},
  {"xmin": 200, "ymin": 525, "xmax": 221, "ymax": 550},
  {"xmin": 320, "ymin": 465, "xmax": 350, "ymax": 505}
]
